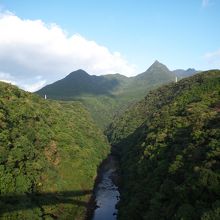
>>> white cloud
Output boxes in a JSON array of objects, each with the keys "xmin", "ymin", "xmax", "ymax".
[
  {"xmin": 205, "ymin": 49, "xmax": 220, "ymax": 59},
  {"xmin": 0, "ymin": 71, "xmax": 16, "ymax": 84},
  {"xmin": 202, "ymin": 0, "xmax": 210, "ymax": 7},
  {"xmin": 204, "ymin": 49, "xmax": 220, "ymax": 68},
  {"xmin": 202, "ymin": 0, "xmax": 208, "ymax": 7},
  {"xmin": 0, "ymin": 71, "xmax": 46, "ymax": 91},
  {"xmin": 22, "ymin": 80, "xmax": 47, "ymax": 92},
  {"xmin": 0, "ymin": 12, "xmax": 136, "ymax": 91}
]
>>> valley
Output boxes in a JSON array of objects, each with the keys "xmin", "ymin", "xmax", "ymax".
[
  {"xmin": 92, "ymin": 155, "xmax": 119, "ymax": 220},
  {"xmin": 1, "ymin": 1, "xmax": 219, "ymax": 220},
  {"xmin": 0, "ymin": 67, "xmax": 219, "ymax": 220}
]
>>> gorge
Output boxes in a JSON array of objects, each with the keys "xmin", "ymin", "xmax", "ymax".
[
  {"xmin": 92, "ymin": 155, "xmax": 120, "ymax": 220},
  {"xmin": 0, "ymin": 66, "xmax": 219, "ymax": 220}
]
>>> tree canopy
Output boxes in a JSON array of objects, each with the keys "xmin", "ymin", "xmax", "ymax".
[
  {"xmin": 0, "ymin": 82, "xmax": 110, "ymax": 219},
  {"xmin": 107, "ymin": 70, "xmax": 220, "ymax": 220}
]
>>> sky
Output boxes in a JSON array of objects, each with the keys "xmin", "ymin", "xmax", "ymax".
[{"xmin": 0, "ymin": 0, "xmax": 219, "ymax": 91}]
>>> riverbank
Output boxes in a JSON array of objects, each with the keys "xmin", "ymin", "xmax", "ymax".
[{"xmin": 86, "ymin": 154, "xmax": 120, "ymax": 220}]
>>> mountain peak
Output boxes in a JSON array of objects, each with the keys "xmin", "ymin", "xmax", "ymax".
[
  {"xmin": 64, "ymin": 69, "xmax": 90, "ymax": 81},
  {"xmin": 186, "ymin": 68, "xmax": 196, "ymax": 72},
  {"xmin": 67, "ymin": 69, "xmax": 89, "ymax": 77},
  {"xmin": 135, "ymin": 60, "xmax": 174, "ymax": 82},
  {"xmin": 153, "ymin": 60, "xmax": 160, "ymax": 65},
  {"xmin": 147, "ymin": 60, "xmax": 170, "ymax": 72}
]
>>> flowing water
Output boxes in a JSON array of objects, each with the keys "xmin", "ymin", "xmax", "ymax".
[{"xmin": 92, "ymin": 156, "xmax": 120, "ymax": 220}]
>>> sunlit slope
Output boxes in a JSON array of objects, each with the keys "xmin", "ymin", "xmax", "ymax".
[{"xmin": 0, "ymin": 82, "xmax": 110, "ymax": 219}]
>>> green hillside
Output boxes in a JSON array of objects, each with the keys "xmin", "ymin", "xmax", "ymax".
[
  {"xmin": 36, "ymin": 61, "xmax": 177, "ymax": 129},
  {"xmin": 107, "ymin": 70, "xmax": 220, "ymax": 220},
  {"xmin": 0, "ymin": 82, "xmax": 110, "ymax": 219},
  {"xmin": 121, "ymin": 60, "xmax": 176, "ymax": 98}
]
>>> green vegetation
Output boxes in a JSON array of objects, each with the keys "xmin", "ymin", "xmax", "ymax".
[
  {"xmin": 36, "ymin": 61, "xmax": 177, "ymax": 129},
  {"xmin": 1, "ymin": 64, "xmax": 213, "ymax": 220},
  {"xmin": 0, "ymin": 82, "xmax": 110, "ymax": 219},
  {"xmin": 107, "ymin": 70, "xmax": 220, "ymax": 220}
]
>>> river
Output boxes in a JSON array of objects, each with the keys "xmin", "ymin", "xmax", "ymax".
[{"xmin": 92, "ymin": 155, "xmax": 120, "ymax": 220}]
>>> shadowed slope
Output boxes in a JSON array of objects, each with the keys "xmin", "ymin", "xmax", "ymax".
[
  {"xmin": 0, "ymin": 190, "xmax": 92, "ymax": 215},
  {"xmin": 37, "ymin": 69, "xmax": 120, "ymax": 99},
  {"xmin": 107, "ymin": 70, "xmax": 220, "ymax": 220}
]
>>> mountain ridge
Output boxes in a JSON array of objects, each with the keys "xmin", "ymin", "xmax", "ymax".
[
  {"xmin": 37, "ymin": 69, "xmax": 120, "ymax": 99},
  {"xmin": 173, "ymin": 68, "xmax": 198, "ymax": 78},
  {"xmin": 36, "ymin": 61, "xmax": 198, "ymax": 128}
]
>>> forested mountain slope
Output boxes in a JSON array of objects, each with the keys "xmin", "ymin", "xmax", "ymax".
[
  {"xmin": 36, "ymin": 69, "xmax": 124, "ymax": 99},
  {"xmin": 121, "ymin": 60, "xmax": 176, "ymax": 99},
  {"xmin": 0, "ymin": 82, "xmax": 110, "ymax": 219},
  {"xmin": 107, "ymin": 70, "xmax": 220, "ymax": 220},
  {"xmin": 37, "ymin": 61, "xmax": 177, "ymax": 129}
]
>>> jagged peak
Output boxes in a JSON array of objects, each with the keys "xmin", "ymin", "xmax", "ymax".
[
  {"xmin": 153, "ymin": 60, "xmax": 160, "ymax": 65},
  {"xmin": 146, "ymin": 60, "xmax": 170, "ymax": 72}
]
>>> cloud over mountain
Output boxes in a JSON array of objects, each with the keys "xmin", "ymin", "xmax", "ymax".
[
  {"xmin": 204, "ymin": 49, "xmax": 220, "ymax": 68},
  {"xmin": 0, "ymin": 12, "xmax": 136, "ymax": 91}
]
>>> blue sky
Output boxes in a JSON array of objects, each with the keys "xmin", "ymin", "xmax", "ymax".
[{"xmin": 0, "ymin": 0, "xmax": 219, "ymax": 91}]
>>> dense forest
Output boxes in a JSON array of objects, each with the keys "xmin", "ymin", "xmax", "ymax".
[
  {"xmin": 1, "ymin": 69, "xmax": 219, "ymax": 220},
  {"xmin": 107, "ymin": 70, "xmax": 220, "ymax": 220},
  {"xmin": 0, "ymin": 82, "xmax": 110, "ymax": 219}
]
